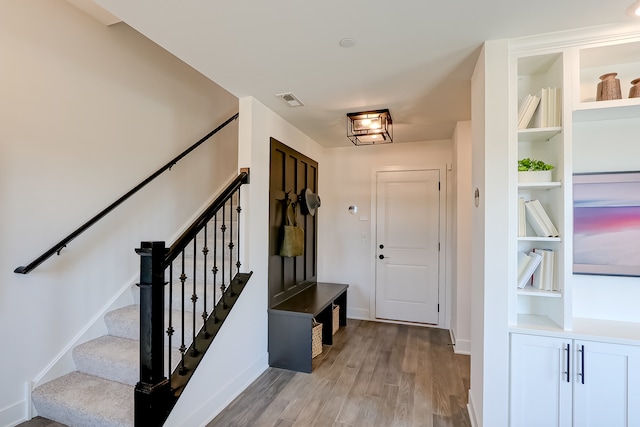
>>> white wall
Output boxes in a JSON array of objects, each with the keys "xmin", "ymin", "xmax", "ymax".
[
  {"xmin": 318, "ymin": 140, "xmax": 453, "ymax": 326},
  {"xmin": 0, "ymin": 2, "xmax": 238, "ymax": 425},
  {"xmin": 469, "ymin": 40, "xmax": 511, "ymax": 427},
  {"xmin": 451, "ymin": 121, "xmax": 472, "ymax": 355},
  {"xmin": 470, "ymin": 45, "xmax": 487, "ymax": 427},
  {"xmin": 572, "ymin": 118, "xmax": 640, "ymax": 322}
]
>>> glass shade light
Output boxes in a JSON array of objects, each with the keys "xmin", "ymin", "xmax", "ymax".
[{"xmin": 346, "ymin": 109, "xmax": 392, "ymax": 145}]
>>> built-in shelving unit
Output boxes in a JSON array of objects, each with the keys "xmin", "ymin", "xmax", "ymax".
[
  {"xmin": 510, "ymin": 34, "xmax": 640, "ymax": 333},
  {"xmin": 508, "ymin": 29, "xmax": 640, "ymax": 427},
  {"xmin": 574, "ymin": 40, "xmax": 640, "ymax": 119},
  {"xmin": 512, "ymin": 51, "xmax": 567, "ymax": 330}
]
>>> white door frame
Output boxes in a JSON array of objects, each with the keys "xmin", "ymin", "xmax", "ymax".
[{"xmin": 369, "ymin": 165, "xmax": 449, "ymax": 329}]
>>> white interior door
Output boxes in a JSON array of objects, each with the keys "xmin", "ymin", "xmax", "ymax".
[{"xmin": 375, "ymin": 169, "xmax": 440, "ymax": 324}]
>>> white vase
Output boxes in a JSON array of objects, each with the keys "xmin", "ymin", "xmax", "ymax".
[{"xmin": 518, "ymin": 170, "xmax": 552, "ymax": 183}]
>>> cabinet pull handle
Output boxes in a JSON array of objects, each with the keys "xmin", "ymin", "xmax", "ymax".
[
  {"xmin": 565, "ymin": 343, "xmax": 570, "ymax": 383},
  {"xmin": 578, "ymin": 345, "xmax": 585, "ymax": 384}
]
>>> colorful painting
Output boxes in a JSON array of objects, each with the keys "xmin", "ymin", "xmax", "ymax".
[{"xmin": 573, "ymin": 171, "xmax": 640, "ymax": 276}]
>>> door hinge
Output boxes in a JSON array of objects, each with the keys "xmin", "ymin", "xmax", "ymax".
[
  {"xmin": 438, "ymin": 304, "xmax": 440, "ymax": 312},
  {"xmin": 438, "ymin": 181, "xmax": 441, "ymax": 191},
  {"xmin": 438, "ymin": 242, "xmax": 440, "ymax": 251}
]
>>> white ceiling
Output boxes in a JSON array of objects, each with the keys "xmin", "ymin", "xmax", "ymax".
[{"xmin": 91, "ymin": 0, "xmax": 640, "ymax": 147}]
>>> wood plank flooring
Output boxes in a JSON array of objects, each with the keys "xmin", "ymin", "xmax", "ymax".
[
  {"xmin": 18, "ymin": 320, "xmax": 470, "ymax": 427},
  {"xmin": 208, "ymin": 320, "xmax": 470, "ymax": 427}
]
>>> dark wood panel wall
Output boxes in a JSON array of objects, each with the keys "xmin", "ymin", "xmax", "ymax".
[{"xmin": 269, "ymin": 138, "xmax": 318, "ymax": 308}]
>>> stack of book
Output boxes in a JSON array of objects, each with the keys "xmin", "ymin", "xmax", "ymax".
[
  {"xmin": 517, "ymin": 88, "xmax": 562, "ymax": 130},
  {"xmin": 517, "ymin": 248, "xmax": 557, "ymax": 291},
  {"xmin": 517, "ymin": 94, "xmax": 540, "ymax": 130},
  {"xmin": 531, "ymin": 248, "xmax": 557, "ymax": 291},
  {"xmin": 517, "ymin": 251, "xmax": 543, "ymax": 289},
  {"xmin": 537, "ymin": 87, "xmax": 562, "ymax": 128},
  {"xmin": 521, "ymin": 198, "xmax": 559, "ymax": 238}
]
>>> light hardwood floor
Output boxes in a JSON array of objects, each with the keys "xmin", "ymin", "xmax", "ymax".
[
  {"xmin": 19, "ymin": 320, "xmax": 470, "ymax": 427},
  {"xmin": 208, "ymin": 320, "xmax": 470, "ymax": 427}
]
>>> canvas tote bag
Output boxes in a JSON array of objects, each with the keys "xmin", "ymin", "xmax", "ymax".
[{"xmin": 279, "ymin": 199, "xmax": 304, "ymax": 257}]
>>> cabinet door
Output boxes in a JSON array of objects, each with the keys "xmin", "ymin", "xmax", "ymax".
[
  {"xmin": 573, "ymin": 340, "xmax": 640, "ymax": 427},
  {"xmin": 510, "ymin": 333, "xmax": 572, "ymax": 427}
]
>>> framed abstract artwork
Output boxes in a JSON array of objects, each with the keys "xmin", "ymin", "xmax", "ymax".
[{"xmin": 573, "ymin": 171, "xmax": 640, "ymax": 277}]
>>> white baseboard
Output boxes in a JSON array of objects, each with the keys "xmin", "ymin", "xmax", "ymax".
[
  {"xmin": 0, "ymin": 399, "xmax": 26, "ymax": 427},
  {"xmin": 454, "ymin": 339, "xmax": 471, "ymax": 355},
  {"xmin": 346, "ymin": 307, "xmax": 369, "ymax": 320},
  {"xmin": 468, "ymin": 389, "xmax": 479, "ymax": 427},
  {"xmin": 164, "ymin": 353, "xmax": 268, "ymax": 427},
  {"xmin": 449, "ymin": 328, "xmax": 471, "ymax": 355}
]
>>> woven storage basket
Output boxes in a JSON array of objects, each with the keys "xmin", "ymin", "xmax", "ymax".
[
  {"xmin": 312, "ymin": 320, "xmax": 323, "ymax": 358},
  {"xmin": 332, "ymin": 305, "xmax": 340, "ymax": 335}
]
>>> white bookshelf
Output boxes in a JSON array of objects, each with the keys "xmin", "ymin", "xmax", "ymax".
[
  {"xmin": 507, "ymin": 28, "xmax": 640, "ymax": 427},
  {"xmin": 512, "ymin": 51, "xmax": 567, "ymax": 330},
  {"xmin": 510, "ymin": 34, "xmax": 640, "ymax": 333}
]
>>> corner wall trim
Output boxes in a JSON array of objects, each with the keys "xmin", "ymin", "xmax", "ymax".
[
  {"xmin": 468, "ymin": 389, "xmax": 479, "ymax": 427},
  {"xmin": 449, "ymin": 328, "xmax": 472, "ymax": 355}
]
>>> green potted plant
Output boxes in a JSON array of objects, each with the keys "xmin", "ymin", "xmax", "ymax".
[{"xmin": 518, "ymin": 158, "xmax": 554, "ymax": 183}]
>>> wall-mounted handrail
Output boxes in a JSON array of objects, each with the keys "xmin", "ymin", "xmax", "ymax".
[{"xmin": 14, "ymin": 113, "xmax": 239, "ymax": 274}]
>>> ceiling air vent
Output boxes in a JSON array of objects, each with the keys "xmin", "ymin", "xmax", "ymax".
[{"xmin": 276, "ymin": 92, "xmax": 305, "ymax": 107}]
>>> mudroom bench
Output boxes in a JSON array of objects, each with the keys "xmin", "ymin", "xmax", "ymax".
[{"xmin": 268, "ymin": 282, "xmax": 348, "ymax": 373}]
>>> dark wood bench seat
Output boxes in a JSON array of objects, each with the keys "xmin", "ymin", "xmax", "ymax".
[{"xmin": 268, "ymin": 282, "xmax": 348, "ymax": 373}]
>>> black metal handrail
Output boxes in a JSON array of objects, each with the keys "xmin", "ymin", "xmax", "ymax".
[{"xmin": 14, "ymin": 113, "xmax": 239, "ymax": 274}]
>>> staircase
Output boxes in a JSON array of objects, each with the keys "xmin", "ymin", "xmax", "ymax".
[{"xmin": 31, "ymin": 174, "xmax": 250, "ymax": 427}]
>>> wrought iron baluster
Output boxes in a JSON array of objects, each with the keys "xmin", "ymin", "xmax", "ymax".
[
  {"xmin": 228, "ymin": 198, "xmax": 235, "ymax": 297},
  {"xmin": 202, "ymin": 224, "xmax": 210, "ymax": 338},
  {"xmin": 220, "ymin": 203, "xmax": 227, "ymax": 309},
  {"xmin": 167, "ymin": 263, "xmax": 174, "ymax": 384},
  {"xmin": 191, "ymin": 239, "xmax": 198, "ymax": 356},
  {"xmin": 212, "ymin": 213, "xmax": 218, "ymax": 322},
  {"xmin": 236, "ymin": 187, "xmax": 242, "ymax": 275},
  {"xmin": 179, "ymin": 250, "xmax": 187, "ymax": 375}
]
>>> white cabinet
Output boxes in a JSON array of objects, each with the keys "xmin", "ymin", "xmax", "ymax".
[
  {"xmin": 572, "ymin": 340, "xmax": 640, "ymax": 427},
  {"xmin": 510, "ymin": 334, "xmax": 571, "ymax": 427},
  {"xmin": 511, "ymin": 333, "xmax": 640, "ymax": 427}
]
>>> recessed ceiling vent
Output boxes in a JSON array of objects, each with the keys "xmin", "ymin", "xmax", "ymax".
[{"xmin": 276, "ymin": 92, "xmax": 305, "ymax": 107}]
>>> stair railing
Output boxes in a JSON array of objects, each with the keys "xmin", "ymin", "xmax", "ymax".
[
  {"xmin": 14, "ymin": 113, "xmax": 239, "ymax": 274},
  {"xmin": 135, "ymin": 170, "xmax": 252, "ymax": 427}
]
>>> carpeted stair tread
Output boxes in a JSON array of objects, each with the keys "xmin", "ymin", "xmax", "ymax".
[
  {"xmin": 32, "ymin": 371, "xmax": 133, "ymax": 427},
  {"xmin": 104, "ymin": 305, "xmax": 197, "ymax": 347},
  {"xmin": 74, "ymin": 335, "xmax": 182, "ymax": 386},
  {"xmin": 73, "ymin": 336, "xmax": 139, "ymax": 386}
]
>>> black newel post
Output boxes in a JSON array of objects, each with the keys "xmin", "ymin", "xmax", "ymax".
[{"xmin": 135, "ymin": 241, "xmax": 170, "ymax": 427}]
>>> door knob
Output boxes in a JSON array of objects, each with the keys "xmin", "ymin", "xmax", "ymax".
[{"xmin": 379, "ymin": 254, "xmax": 385, "ymax": 260}]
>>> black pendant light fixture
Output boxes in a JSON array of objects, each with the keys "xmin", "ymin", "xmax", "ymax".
[{"xmin": 346, "ymin": 109, "xmax": 392, "ymax": 146}]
